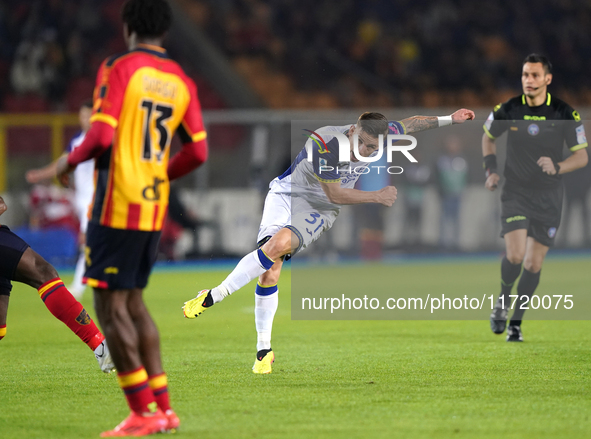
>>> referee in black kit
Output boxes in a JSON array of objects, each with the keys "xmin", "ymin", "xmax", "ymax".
[{"xmin": 483, "ymin": 54, "xmax": 588, "ymax": 342}]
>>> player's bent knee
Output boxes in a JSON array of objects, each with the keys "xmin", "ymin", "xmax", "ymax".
[
  {"xmin": 523, "ymin": 259, "xmax": 543, "ymax": 273},
  {"xmin": 36, "ymin": 258, "xmax": 58, "ymax": 284},
  {"xmin": 506, "ymin": 254, "xmax": 524, "ymax": 265},
  {"xmin": 259, "ymin": 271, "xmax": 279, "ymax": 286},
  {"xmin": 262, "ymin": 233, "xmax": 292, "ymax": 260}
]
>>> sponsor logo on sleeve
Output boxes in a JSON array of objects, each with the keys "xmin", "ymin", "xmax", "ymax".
[{"xmin": 576, "ymin": 125, "xmax": 587, "ymax": 145}]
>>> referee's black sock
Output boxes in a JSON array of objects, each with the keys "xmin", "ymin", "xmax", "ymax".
[
  {"xmin": 510, "ymin": 268, "xmax": 541, "ymax": 326},
  {"xmin": 500, "ymin": 256, "xmax": 522, "ymax": 304}
]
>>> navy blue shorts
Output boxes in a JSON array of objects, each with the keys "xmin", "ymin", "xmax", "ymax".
[
  {"xmin": 84, "ymin": 223, "xmax": 161, "ymax": 290},
  {"xmin": 0, "ymin": 225, "xmax": 30, "ymax": 295}
]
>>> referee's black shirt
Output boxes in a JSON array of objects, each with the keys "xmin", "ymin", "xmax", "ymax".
[{"xmin": 484, "ymin": 93, "xmax": 587, "ymax": 190}]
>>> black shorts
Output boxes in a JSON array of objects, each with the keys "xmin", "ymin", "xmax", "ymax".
[
  {"xmin": 0, "ymin": 225, "xmax": 30, "ymax": 295},
  {"xmin": 500, "ymin": 183, "xmax": 563, "ymax": 247},
  {"xmin": 84, "ymin": 223, "xmax": 161, "ymax": 290}
]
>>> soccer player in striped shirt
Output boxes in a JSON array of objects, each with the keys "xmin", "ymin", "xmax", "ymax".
[{"xmin": 52, "ymin": 0, "xmax": 208, "ymax": 436}]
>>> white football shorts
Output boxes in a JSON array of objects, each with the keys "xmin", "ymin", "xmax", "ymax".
[{"xmin": 257, "ymin": 192, "xmax": 339, "ymax": 255}]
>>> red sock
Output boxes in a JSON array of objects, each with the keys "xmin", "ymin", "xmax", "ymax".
[
  {"xmin": 118, "ymin": 367, "xmax": 158, "ymax": 414},
  {"xmin": 38, "ymin": 278, "xmax": 104, "ymax": 351},
  {"xmin": 0, "ymin": 324, "xmax": 6, "ymax": 341},
  {"xmin": 148, "ymin": 372, "xmax": 171, "ymax": 412}
]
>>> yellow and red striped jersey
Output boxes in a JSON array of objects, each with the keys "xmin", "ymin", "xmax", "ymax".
[{"xmin": 89, "ymin": 44, "xmax": 206, "ymax": 231}]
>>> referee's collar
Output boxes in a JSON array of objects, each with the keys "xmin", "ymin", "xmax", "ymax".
[{"xmin": 522, "ymin": 93, "xmax": 551, "ymax": 106}]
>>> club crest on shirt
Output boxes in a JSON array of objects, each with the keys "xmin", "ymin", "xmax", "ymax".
[
  {"xmin": 548, "ymin": 227, "xmax": 557, "ymax": 238},
  {"xmin": 527, "ymin": 124, "xmax": 540, "ymax": 136}
]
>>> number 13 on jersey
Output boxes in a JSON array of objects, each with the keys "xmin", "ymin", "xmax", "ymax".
[{"xmin": 140, "ymin": 99, "xmax": 173, "ymax": 163}]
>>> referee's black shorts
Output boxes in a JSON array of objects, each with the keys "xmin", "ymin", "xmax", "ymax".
[
  {"xmin": 0, "ymin": 225, "xmax": 30, "ymax": 296},
  {"xmin": 500, "ymin": 182, "xmax": 563, "ymax": 247},
  {"xmin": 84, "ymin": 222, "xmax": 161, "ymax": 290}
]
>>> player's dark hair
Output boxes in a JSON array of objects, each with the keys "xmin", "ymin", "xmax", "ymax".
[
  {"xmin": 122, "ymin": 0, "xmax": 172, "ymax": 39},
  {"xmin": 357, "ymin": 112, "xmax": 389, "ymax": 138},
  {"xmin": 523, "ymin": 53, "xmax": 552, "ymax": 74},
  {"xmin": 81, "ymin": 100, "xmax": 93, "ymax": 109}
]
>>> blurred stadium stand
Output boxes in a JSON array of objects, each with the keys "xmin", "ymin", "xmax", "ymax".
[{"xmin": 0, "ymin": 0, "xmax": 590, "ymax": 258}]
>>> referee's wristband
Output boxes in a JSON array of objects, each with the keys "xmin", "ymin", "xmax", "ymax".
[
  {"xmin": 552, "ymin": 160, "xmax": 561, "ymax": 175},
  {"xmin": 483, "ymin": 154, "xmax": 498, "ymax": 178},
  {"xmin": 437, "ymin": 115, "xmax": 453, "ymax": 127}
]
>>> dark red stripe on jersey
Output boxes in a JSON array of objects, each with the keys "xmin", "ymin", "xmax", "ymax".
[
  {"xmin": 152, "ymin": 205, "xmax": 159, "ymax": 230},
  {"xmin": 101, "ymin": 140, "xmax": 118, "ymax": 227},
  {"xmin": 127, "ymin": 203, "xmax": 141, "ymax": 230}
]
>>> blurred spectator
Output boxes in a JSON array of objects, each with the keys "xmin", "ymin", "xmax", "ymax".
[
  {"xmin": 436, "ymin": 135, "xmax": 468, "ymax": 250},
  {"xmin": 159, "ymin": 185, "xmax": 218, "ymax": 260},
  {"xmin": 4, "ymin": 1, "xmax": 591, "ymax": 109},
  {"xmin": 29, "ymin": 183, "xmax": 79, "ymax": 235},
  {"xmin": 198, "ymin": 0, "xmax": 591, "ymax": 108},
  {"xmin": 10, "ymin": 40, "xmax": 45, "ymax": 94},
  {"xmin": 355, "ymin": 156, "xmax": 390, "ymax": 260},
  {"xmin": 402, "ymin": 151, "xmax": 431, "ymax": 247}
]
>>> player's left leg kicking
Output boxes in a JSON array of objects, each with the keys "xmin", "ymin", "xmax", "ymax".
[{"xmin": 0, "ymin": 225, "xmax": 114, "ymax": 373}]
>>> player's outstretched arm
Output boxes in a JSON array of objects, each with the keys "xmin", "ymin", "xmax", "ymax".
[
  {"xmin": 399, "ymin": 109, "xmax": 475, "ymax": 133},
  {"xmin": 320, "ymin": 181, "xmax": 397, "ymax": 206},
  {"xmin": 25, "ymin": 161, "xmax": 60, "ymax": 185},
  {"xmin": 54, "ymin": 120, "xmax": 114, "ymax": 187}
]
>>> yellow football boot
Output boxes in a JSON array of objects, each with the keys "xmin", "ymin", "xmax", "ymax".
[
  {"xmin": 252, "ymin": 349, "xmax": 274, "ymax": 374},
  {"xmin": 182, "ymin": 290, "xmax": 211, "ymax": 318}
]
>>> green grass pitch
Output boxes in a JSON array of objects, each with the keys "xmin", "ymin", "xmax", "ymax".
[{"xmin": 1, "ymin": 257, "xmax": 590, "ymax": 438}]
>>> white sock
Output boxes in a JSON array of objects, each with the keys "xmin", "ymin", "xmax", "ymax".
[
  {"xmin": 210, "ymin": 249, "xmax": 275, "ymax": 304},
  {"xmin": 255, "ymin": 290, "xmax": 278, "ymax": 351}
]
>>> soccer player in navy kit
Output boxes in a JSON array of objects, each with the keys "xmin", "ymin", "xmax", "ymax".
[{"xmin": 484, "ymin": 54, "xmax": 588, "ymax": 341}]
